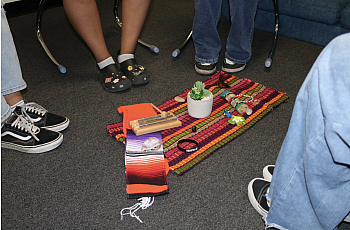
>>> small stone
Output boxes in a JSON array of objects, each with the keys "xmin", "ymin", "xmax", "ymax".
[
  {"xmin": 174, "ymin": 96, "xmax": 185, "ymax": 103},
  {"xmin": 246, "ymin": 108, "xmax": 253, "ymax": 115},
  {"xmin": 192, "ymin": 126, "xmax": 197, "ymax": 132}
]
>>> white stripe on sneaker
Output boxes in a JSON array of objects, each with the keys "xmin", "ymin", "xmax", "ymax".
[
  {"xmin": 1, "ymin": 131, "xmax": 32, "ymax": 141},
  {"xmin": 30, "ymin": 117, "xmax": 42, "ymax": 123}
]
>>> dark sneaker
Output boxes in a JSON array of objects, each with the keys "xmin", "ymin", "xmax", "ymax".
[
  {"xmin": 345, "ymin": 215, "xmax": 350, "ymax": 222},
  {"xmin": 222, "ymin": 59, "xmax": 246, "ymax": 73},
  {"xmin": 1, "ymin": 113, "xmax": 63, "ymax": 153},
  {"xmin": 99, "ymin": 63, "xmax": 132, "ymax": 92},
  {"xmin": 119, "ymin": 58, "xmax": 150, "ymax": 85},
  {"xmin": 263, "ymin": 165, "xmax": 275, "ymax": 182},
  {"xmin": 248, "ymin": 178, "xmax": 270, "ymax": 218},
  {"xmin": 15, "ymin": 102, "xmax": 69, "ymax": 132},
  {"xmin": 194, "ymin": 61, "xmax": 217, "ymax": 75}
]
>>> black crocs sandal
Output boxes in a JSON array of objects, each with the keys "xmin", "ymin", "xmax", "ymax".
[
  {"xmin": 119, "ymin": 58, "xmax": 150, "ymax": 85},
  {"xmin": 98, "ymin": 64, "xmax": 132, "ymax": 93}
]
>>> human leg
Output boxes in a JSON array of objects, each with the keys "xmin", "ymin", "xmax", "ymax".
[
  {"xmin": 62, "ymin": 0, "xmax": 132, "ymax": 92},
  {"xmin": 224, "ymin": 0, "xmax": 258, "ymax": 65},
  {"xmin": 1, "ymin": 4, "xmax": 69, "ymax": 132},
  {"xmin": 62, "ymin": 0, "xmax": 110, "ymax": 62},
  {"xmin": 265, "ymin": 33, "xmax": 350, "ymax": 229},
  {"xmin": 119, "ymin": 0, "xmax": 151, "ymax": 55},
  {"xmin": 3, "ymin": 92, "xmax": 23, "ymax": 107},
  {"xmin": 118, "ymin": 0, "xmax": 151, "ymax": 85},
  {"xmin": 192, "ymin": 0, "xmax": 222, "ymax": 65},
  {"xmin": 1, "ymin": 96, "xmax": 12, "ymax": 125},
  {"xmin": 1, "ymin": 5, "xmax": 68, "ymax": 153},
  {"xmin": 192, "ymin": 0, "xmax": 222, "ymax": 75},
  {"xmin": 1, "ymin": 5, "xmax": 27, "ymax": 123}
]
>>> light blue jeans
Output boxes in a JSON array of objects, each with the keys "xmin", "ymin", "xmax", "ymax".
[
  {"xmin": 192, "ymin": 0, "xmax": 259, "ymax": 64},
  {"xmin": 266, "ymin": 33, "xmax": 350, "ymax": 230},
  {"xmin": 1, "ymin": 4, "xmax": 27, "ymax": 123}
]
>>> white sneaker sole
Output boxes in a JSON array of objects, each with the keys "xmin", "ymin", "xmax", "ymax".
[
  {"xmin": 1, "ymin": 133, "xmax": 63, "ymax": 154},
  {"xmin": 263, "ymin": 165, "xmax": 274, "ymax": 182},
  {"xmin": 43, "ymin": 119, "xmax": 70, "ymax": 132},
  {"xmin": 222, "ymin": 64, "xmax": 246, "ymax": 73},
  {"xmin": 195, "ymin": 65, "xmax": 217, "ymax": 75},
  {"xmin": 344, "ymin": 215, "xmax": 350, "ymax": 222}
]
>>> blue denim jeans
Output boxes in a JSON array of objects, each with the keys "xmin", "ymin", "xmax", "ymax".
[
  {"xmin": 192, "ymin": 0, "xmax": 258, "ymax": 64},
  {"xmin": 266, "ymin": 33, "xmax": 350, "ymax": 230},
  {"xmin": 1, "ymin": 4, "xmax": 27, "ymax": 123}
]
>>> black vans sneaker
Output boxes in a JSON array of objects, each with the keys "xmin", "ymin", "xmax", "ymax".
[
  {"xmin": 248, "ymin": 178, "xmax": 271, "ymax": 218},
  {"xmin": 222, "ymin": 59, "xmax": 246, "ymax": 73},
  {"xmin": 1, "ymin": 113, "xmax": 63, "ymax": 153},
  {"xmin": 194, "ymin": 61, "xmax": 217, "ymax": 75},
  {"xmin": 15, "ymin": 102, "xmax": 69, "ymax": 132}
]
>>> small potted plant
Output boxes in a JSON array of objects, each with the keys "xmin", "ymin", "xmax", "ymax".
[{"xmin": 187, "ymin": 81, "xmax": 213, "ymax": 118}]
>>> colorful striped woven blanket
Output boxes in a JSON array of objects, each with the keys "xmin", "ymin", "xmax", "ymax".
[
  {"xmin": 125, "ymin": 130, "xmax": 169, "ymax": 198},
  {"xmin": 107, "ymin": 72, "xmax": 289, "ymax": 175}
]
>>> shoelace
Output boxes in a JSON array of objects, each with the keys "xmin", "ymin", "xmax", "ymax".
[
  {"xmin": 21, "ymin": 103, "xmax": 47, "ymax": 123},
  {"xmin": 11, "ymin": 114, "xmax": 40, "ymax": 141},
  {"xmin": 120, "ymin": 197, "xmax": 154, "ymax": 223}
]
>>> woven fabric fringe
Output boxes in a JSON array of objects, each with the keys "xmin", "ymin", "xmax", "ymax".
[{"xmin": 107, "ymin": 72, "xmax": 289, "ymax": 175}]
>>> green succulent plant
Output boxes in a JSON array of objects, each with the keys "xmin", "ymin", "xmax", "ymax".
[{"xmin": 189, "ymin": 81, "xmax": 211, "ymax": 100}]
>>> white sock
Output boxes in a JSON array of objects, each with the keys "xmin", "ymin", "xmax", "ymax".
[
  {"xmin": 97, "ymin": 57, "xmax": 115, "ymax": 69},
  {"xmin": 10, "ymin": 100, "xmax": 25, "ymax": 112},
  {"xmin": 225, "ymin": 58, "xmax": 235, "ymax": 65},
  {"xmin": 118, "ymin": 54, "xmax": 134, "ymax": 63}
]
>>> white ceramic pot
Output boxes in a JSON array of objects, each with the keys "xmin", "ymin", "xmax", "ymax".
[{"xmin": 187, "ymin": 90, "xmax": 213, "ymax": 118}]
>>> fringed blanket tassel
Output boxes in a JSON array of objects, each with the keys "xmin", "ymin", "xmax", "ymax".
[{"xmin": 120, "ymin": 197, "xmax": 154, "ymax": 223}]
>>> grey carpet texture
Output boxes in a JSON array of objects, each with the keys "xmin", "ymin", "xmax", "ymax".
[{"xmin": 2, "ymin": 0, "xmax": 350, "ymax": 229}]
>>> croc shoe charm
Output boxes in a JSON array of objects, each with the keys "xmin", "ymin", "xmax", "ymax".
[
  {"xmin": 128, "ymin": 64, "xmax": 145, "ymax": 76},
  {"xmin": 119, "ymin": 59, "xmax": 150, "ymax": 85}
]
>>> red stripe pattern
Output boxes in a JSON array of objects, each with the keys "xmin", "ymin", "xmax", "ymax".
[{"xmin": 107, "ymin": 72, "xmax": 289, "ymax": 175}]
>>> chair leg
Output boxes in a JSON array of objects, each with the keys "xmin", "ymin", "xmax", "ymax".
[
  {"xmin": 36, "ymin": 0, "xmax": 66, "ymax": 73},
  {"xmin": 172, "ymin": 31, "xmax": 192, "ymax": 58},
  {"xmin": 113, "ymin": 0, "xmax": 159, "ymax": 54},
  {"xmin": 265, "ymin": 0, "xmax": 279, "ymax": 68}
]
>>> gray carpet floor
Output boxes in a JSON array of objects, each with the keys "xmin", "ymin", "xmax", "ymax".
[{"xmin": 2, "ymin": 0, "xmax": 350, "ymax": 229}]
